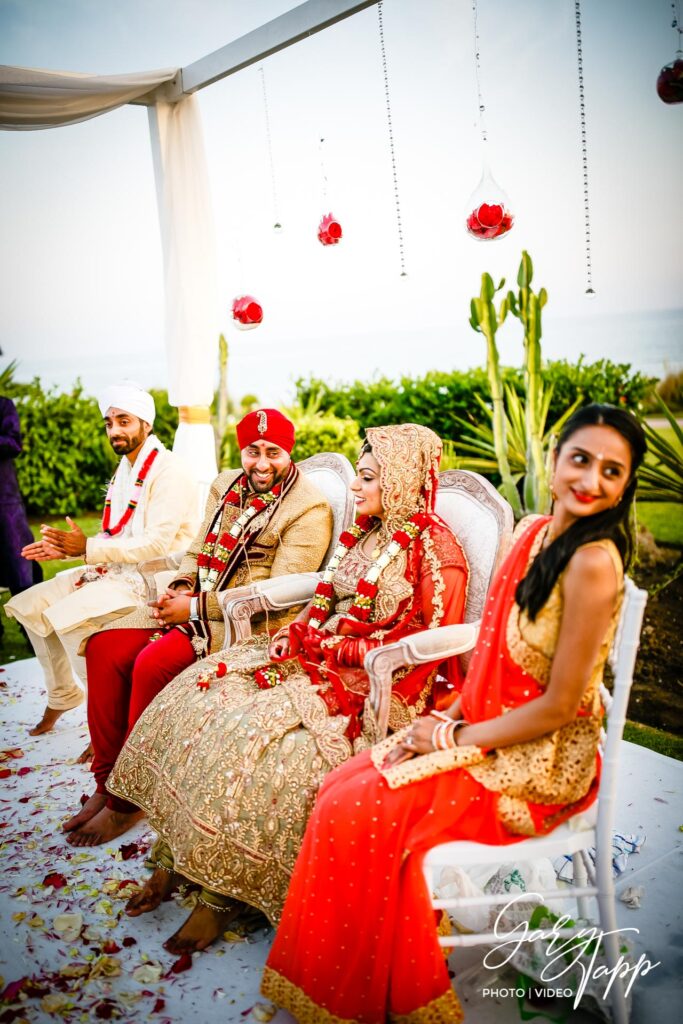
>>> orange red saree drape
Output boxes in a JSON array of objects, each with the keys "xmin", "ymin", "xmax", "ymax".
[{"xmin": 262, "ymin": 516, "xmax": 604, "ymax": 1024}]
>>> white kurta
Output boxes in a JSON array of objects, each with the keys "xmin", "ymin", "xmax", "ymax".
[{"xmin": 5, "ymin": 438, "xmax": 200, "ymax": 712}]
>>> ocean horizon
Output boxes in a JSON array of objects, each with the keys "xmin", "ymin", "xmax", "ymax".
[{"xmin": 3, "ymin": 307, "xmax": 681, "ymax": 408}]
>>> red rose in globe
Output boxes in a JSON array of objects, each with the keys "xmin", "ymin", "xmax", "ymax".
[
  {"xmin": 318, "ymin": 213, "xmax": 343, "ymax": 246},
  {"xmin": 466, "ymin": 203, "xmax": 514, "ymax": 241},
  {"xmin": 657, "ymin": 59, "xmax": 683, "ymax": 104},
  {"xmin": 232, "ymin": 295, "xmax": 263, "ymax": 330}
]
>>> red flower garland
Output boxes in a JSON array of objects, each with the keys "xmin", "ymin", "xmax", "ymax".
[{"xmin": 101, "ymin": 447, "xmax": 160, "ymax": 537}]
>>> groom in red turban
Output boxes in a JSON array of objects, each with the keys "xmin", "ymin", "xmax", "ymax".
[{"xmin": 66, "ymin": 408, "xmax": 333, "ymax": 846}]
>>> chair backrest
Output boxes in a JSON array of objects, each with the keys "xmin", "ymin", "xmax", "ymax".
[
  {"xmin": 298, "ymin": 452, "xmax": 356, "ymax": 564},
  {"xmin": 435, "ymin": 469, "xmax": 514, "ymax": 624},
  {"xmin": 595, "ymin": 576, "xmax": 648, "ymax": 855},
  {"xmin": 438, "ymin": 468, "xmax": 511, "ymax": 622}
]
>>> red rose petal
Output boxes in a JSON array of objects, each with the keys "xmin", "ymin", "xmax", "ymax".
[
  {"xmin": 0, "ymin": 977, "xmax": 28, "ymax": 1001},
  {"xmin": 122, "ymin": 936, "xmax": 137, "ymax": 947},
  {"xmin": 153, "ymin": 998, "xmax": 166, "ymax": 1013},
  {"xmin": 42, "ymin": 872, "xmax": 68, "ymax": 889},
  {"xmin": 169, "ymin": 952, "xmax": 193, "ymax": 974},
  {"xmin": 119, "ymin": 842, "xmax": 140, "ymax": 860}
]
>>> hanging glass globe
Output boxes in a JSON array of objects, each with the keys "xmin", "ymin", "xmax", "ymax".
[
  {"xmin": 232, "ymin": 295, "xmax": 263, "ymax": 330},
  {"xmin": 465, "ymin": 166, "xmax": 514, "ymax": 241}
]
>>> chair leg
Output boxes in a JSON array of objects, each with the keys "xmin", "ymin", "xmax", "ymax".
[
  {"xmin": 572, "ymin": 852, "xmax": 591, "ymax": 921},
  {"xmin": 596, "ymin": 888, "xmax": 629, "ymax": 1024}
]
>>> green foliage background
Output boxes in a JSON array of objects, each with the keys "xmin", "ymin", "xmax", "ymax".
[
  {"xmin": 295, "ymin": 357, "xmax": 656, "ymax": 441},
  {"xmin": 0, "ymin": 357, "xmax": 658, "ymax": 515}
]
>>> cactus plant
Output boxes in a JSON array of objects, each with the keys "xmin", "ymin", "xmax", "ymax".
[
  {"xmin": 461, "ymin": 253, "xmax": 582, "ymax": 519},
  {"xmin": 469, "ymin": 273, "xmax": 523, "ymax": 517},
  {"xmin": 507, "ymin": 251, "xmax": 550, "ymax": 513}
]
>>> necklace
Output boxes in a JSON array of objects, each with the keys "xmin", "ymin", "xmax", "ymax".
[
  {"xmin": 196, "ymin": 475, "xmax": 283, "ymax": 592},
  {"xmin": 101, "ymin": 447, "xmax": 160, "ymax": 537},
  {"xmin": 308, "ymin": 511, "xmax": 430, "ymax": 628},
  {"xmin": 363, "ymin": 524, "xmax": 386, "ymax": 560}
]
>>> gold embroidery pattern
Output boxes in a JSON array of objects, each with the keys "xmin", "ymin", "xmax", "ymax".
[
  {"xmin": 261, "ymin": 969, "xmax": 359, "ymax": 1024},
  {"xmin": 391, "ymin": 988, "xmax": 464, "ymax": 1024},
  {"xmin": 370, "ymin": 727, "xmax": 487, "ymax": 789},
  {"xmin": 469, "ymin": 538, "xmax": 624, "ymax": 823},
  {"xmin": 421, "ymin": 527, "xmax": 446, "ymax": 626},
  {"xmin": 260, "ymin": 969, "xmax": 464, "ymax": 1024},
  {"xmin": 387, "ymin": 670, "xmax": 437, "ymax": 732},
  {"xmin": 365, "ymin": 423, "xmax": 442, "ymax": 528},
  {"xmin": 497, "ymin": 795, "xmax": 537, "ymax": 836}
]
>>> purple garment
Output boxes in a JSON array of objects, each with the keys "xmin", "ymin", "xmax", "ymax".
[{"xmin": 0, "ymin": 397, "xmax": 41, "ymax": 593}]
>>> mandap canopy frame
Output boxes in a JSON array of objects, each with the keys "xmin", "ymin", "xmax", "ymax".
[{"xmin": 0, "ymin": 0, "xmax": 379, "ymax": 497}]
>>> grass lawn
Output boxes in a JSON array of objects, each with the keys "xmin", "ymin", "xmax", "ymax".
[
  {"xmin": 638, "ymin": 421, "xmax": 682, "ymax": 546},
  {"xmin": 0, "ymin": 513, "xmax": 102, "ymax": 664},
  {"xmin": 637, "ymin": 502, "xmax": 683, "ymax": 547}
]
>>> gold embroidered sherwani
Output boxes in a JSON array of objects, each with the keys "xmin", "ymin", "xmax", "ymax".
[{"xmin": 100, "ymin": 468, "xmax": 334, "ymax": 654}]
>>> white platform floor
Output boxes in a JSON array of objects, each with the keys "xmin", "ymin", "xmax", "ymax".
[{"xmin": 0, "ymin": 656, "xmax": 681, "ymax": 1023}]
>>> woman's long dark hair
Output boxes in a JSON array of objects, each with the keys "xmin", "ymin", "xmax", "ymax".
[{"xmin": 515, "ymin": 404, "xmax": 647, "ymax": 620}]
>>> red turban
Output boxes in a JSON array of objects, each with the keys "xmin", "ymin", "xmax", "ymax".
[{"xmin": 236, "ymin": 408, "xmax": 296, "ymax": 454}]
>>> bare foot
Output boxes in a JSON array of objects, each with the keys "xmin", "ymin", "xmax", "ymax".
[
  {"xmin": 29, "ymin": 706, "xmax": 68, "ymax": 736},
  {"xmin": 163, "ymin": 901, "xmax": 242, "ymax": 954},
  {"xmin": 76, "ymin": 742, "xmax": 94, "ymax": 764},
  {"xmin": 125, "ymin": 867, "xmax": 182, "ymax": 917},
  {"xmin": 62, "ymin": 792, "xmax": 107, "ymax": 832},
  {"xmin": 66, "ymin": 806, "xmax": 144, "ymax": 847}
]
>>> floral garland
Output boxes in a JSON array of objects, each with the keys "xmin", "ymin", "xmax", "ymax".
[
  {"xmin": 196, "ymin": 475, "xmax": 283, "ymax": 593},
  {"xmin": 101, "ymin": 447, "xmax": 160, "ymax": 537},
  {"xmin": 308, "ymin": 510, "xmax": 431, "ymax": 629}
]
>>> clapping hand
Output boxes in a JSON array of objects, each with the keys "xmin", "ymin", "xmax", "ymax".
[
  {"xmin": 34, "ymin": 517, "xmax": 87, "ymax": 558},
  {"xmin": 21, "ymin": 538, "xmax": 64, "ymax": 562}
]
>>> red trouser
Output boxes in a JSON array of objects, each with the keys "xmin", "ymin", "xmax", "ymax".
[{"xmin": 86, "ymin": 628, "xmax": 196, "ymax": 813}]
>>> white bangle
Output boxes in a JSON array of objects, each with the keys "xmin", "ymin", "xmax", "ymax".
[{"xmin": 190, "ymin": 597, "xmax": 199, "ymax": 620}]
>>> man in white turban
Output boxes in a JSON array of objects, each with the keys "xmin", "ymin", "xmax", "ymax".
[{"xmin": 5, "ymin": 381, "xmax": 200, "ymax": 752}]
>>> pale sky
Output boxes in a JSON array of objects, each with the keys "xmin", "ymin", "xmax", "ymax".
[{"xmin": 0, "ymin": 0, "xmax": 681, "ymax": 404}]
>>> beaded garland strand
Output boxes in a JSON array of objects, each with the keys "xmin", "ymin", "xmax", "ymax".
[
  {"xmin": 196, "ymin": 475, "xmax": 283, "ymax": 592},
  {"xmin": 309, "ymin": 510, "xmax": 431, "ymax": 628},
  {"xmin": 101, "ymin": 447, "xmax": 160, "ymax": 537},
  {"xmin": 251, "ymin": 511, "xmax": 430, "ymax": 691}
]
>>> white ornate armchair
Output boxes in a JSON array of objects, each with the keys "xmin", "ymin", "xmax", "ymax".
[
  {"xmin": 137, "ymin": 451, "xmax": 356, "ymax": 637},
  {"xmin": 365, "ymin": 469, "xmax": 514, "ymax": 738}
]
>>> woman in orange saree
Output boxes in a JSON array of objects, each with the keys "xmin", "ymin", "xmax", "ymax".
[{"xmin": 262, "ymin": 404, "xmax": 647, "ymax": 1024}]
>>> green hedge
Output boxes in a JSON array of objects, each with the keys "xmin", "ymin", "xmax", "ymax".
[
  {"xmin": 295, "ymin": 358, "xmax": 656, "ymax": 442},
  {"xmin": 2, "ymin": 357, "xmax": 657, "ymax": 515},
  {"xmin": 4, "ymin": 378, "xmax": 178, "ymax": 516}
]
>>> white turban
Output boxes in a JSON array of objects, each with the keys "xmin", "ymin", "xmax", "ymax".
[{"xmin": 98, "ymin": 381, "xmax": 155, "ymax": 426}]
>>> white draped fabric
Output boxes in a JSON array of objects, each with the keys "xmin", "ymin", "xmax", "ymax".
[
  {"xmin": 0, "ymin": 65, "xmax": 177, "ymax": 129},
  {"xmin": 1, "ymin": 65, "xmax": 219, "ymax": 501},
  {"xmin": 148, "ymin": 96, "xmax": 220, "ymax": 492}
]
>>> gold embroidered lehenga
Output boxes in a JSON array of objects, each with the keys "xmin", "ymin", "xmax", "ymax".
[{"xmin": 107, "ymin": 424, "xmax": 469, "ymax": 923}]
